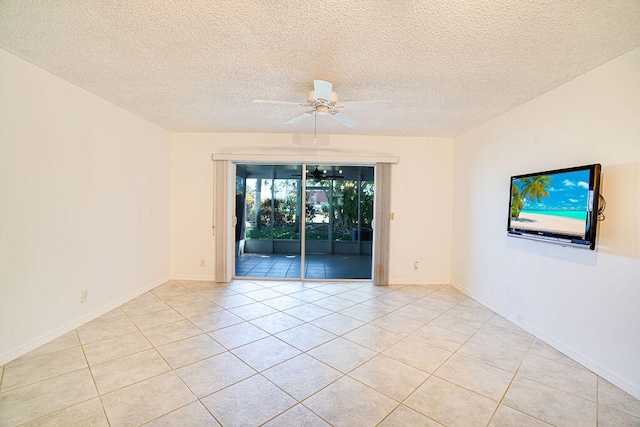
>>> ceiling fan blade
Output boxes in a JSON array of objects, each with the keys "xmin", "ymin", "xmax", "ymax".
[
  {"xmin": 330, "ymin": 112, "xmax": 358, "ymax": 128},
  {"xmin": 338, "ymin": 101, "xmax": 393, "ymax": 110},
  {"xmin": 313, "ymin": 80, "xmax": 333, "ymax": 102},
  {"xmin": 284, "ymin": 110, "xmax": 314, "ymax": 125},
  {"xmin": 252, "ymin": 99, "xmax": 305, "ymax": 106}
]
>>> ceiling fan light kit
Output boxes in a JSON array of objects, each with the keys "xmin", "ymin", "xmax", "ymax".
[{"xmin": 307, "ymin": 89, "xmax": 338, "ymax": 107}]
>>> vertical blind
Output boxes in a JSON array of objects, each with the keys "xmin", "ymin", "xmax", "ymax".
[
  {"xmin": 212, "ymin": 160, "xmax": 231, "ymax": 283},
  {"xmin": 373, "ymin": 162, "xmax": 391, "ymax": 286}
]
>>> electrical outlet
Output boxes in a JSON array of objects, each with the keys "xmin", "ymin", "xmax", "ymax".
[
  {"xmin": 200, "ymin": 259, "xmax": 206, "ymax": 268},
  {"xmin": 80, "ymin": 289, "xmax": 88, "ymax": 303}
]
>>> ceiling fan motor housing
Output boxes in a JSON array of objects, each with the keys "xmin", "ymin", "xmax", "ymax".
[{"xmin": 308, "ymin": 90, "xmax": 339, "ymax": 106}]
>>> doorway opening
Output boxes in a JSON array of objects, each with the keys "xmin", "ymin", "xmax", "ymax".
[{"xmin": 234, "ymin": 164, "xmax": 374, "ymax": 280}]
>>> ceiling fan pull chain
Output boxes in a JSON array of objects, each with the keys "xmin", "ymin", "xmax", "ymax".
[{"xmin": 313, "ymin": 110, "xmax": 317, "ymax": 144}]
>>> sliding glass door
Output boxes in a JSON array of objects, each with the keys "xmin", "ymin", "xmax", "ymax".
[
  {"xmin": 303, "ymin": 165, "xmax": 373, "ymax": 279},
  {"xmin": 235, "ymin": 163, "xmax": 373, "ymax": 280},
  {"xmin": 235, "ymin": 164, "xmax": 302, "ymax": 278}
]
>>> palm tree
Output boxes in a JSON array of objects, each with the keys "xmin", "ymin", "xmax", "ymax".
[
  {"xmin": 511, "ymin": 184, "xmax": 525, "ymax": 219},
  {"xmin": 519, "ymin": 175, "xmax": 552, "ymax": 209}
]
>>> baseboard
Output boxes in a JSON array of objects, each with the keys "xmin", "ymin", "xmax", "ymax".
[
  {"xmin": 449, "ymin": 280, "xmax": 504, "ymax": 314},
  {"xmin": 388, "ymin": 278, "xmax": 451, "ymax": 286},
  {"xmin": 172, "ymin": 274, "xmax": 452, "ymax": 286},
  {"xmin": 450, "ymin": 279, "xmax": 640, "ymax": 401},
  {"xmin": 171, "ymin": 273, "xmax": 217, "ymax": 281},
  {"xmin": 0, "ymin": 275, "xmax": 170, "ymax": 366},
  {"xmin": 515, "ymin": 317, "xmax": 640, "ymax": 400}
]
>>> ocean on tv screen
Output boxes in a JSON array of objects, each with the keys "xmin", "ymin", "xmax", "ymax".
[
  {"xmin": 510, "ymin": 170, "xmax": 590, "ymax": 237},
  {"xmin": 520, "ymin": 210, "xmax": 587, "ymax": 220},
  {"xmin": 517, "ymin": 170, "xmax": 589, "ymax": 210}
]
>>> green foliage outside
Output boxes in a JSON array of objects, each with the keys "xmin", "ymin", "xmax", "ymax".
[
  {"xmin": 243, "ymin": 178, "xmax": 374, "ymax": 242},
  {"xmin": 246, "ymin": 225, "xmax": 298, "ymax": 240},
  {"xmin": 245, "ymin": 225, "xmax": 338, "ymax": 241},
  {"xmin": 332, "ymin": 181, "xmax": 373, "ymax": 237},
  {"xmin": 244, "ymin": 179, "xmax": 299, "ymax": 236}
]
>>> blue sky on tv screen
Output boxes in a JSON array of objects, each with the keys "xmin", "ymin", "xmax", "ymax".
[{"xmin": 514, "ymin": 170, "xmax": 590, "ymax": 211}]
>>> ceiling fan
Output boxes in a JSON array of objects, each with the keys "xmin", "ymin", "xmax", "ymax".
[
  {"xmin": 252, "ymin": 80, "xmax": 392, "ymax": 128},
  {"xmin": 293, "ymin": 166, "xmax": 345, "ymax": 180}
]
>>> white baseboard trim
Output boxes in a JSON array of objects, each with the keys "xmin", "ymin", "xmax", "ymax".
[
  {"xmin": 172, "ymin": 275, "xmax": 451, "ymax": 286},
  {"xmin": 0, "ymin": 275, "xmax": 170, "ymax": 366},
  {"xmin": 388, "ymin": 278, "xmax": 451, "ymax": 286},
  {"xmin": 171, "ymin": 273, "xmax": 217, "ymax": 281},
  {"xmin": 449, "ymin": 280, "xmax": 504, "ymax": 314},
  {"xmin": 450, "ymin": 279, "xmax": 640, "ymax": 401}
]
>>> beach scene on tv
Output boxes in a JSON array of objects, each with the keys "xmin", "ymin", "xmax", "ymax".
[{"xmin": 510, "ymin": 170, "xmax": 591, "ymax": 238}]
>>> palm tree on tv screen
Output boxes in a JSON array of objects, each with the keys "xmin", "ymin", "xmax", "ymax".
[
  {"xmin": 511, "ymin": 184, "xmax": 525, "ymax": 219},
  {"xmin": 519, "ymin": 175, "xmax": 552, "ymax": 210}
]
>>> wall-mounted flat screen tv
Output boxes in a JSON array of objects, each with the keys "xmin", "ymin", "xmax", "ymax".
[{"xmin": 507, "ymin": 164, "xmax": 601, "ymax": 250}]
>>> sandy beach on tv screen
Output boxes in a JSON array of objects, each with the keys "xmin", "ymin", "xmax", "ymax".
[{"xmin": 511, "ymin": 212, "xmax": 585, "ymax": 237}]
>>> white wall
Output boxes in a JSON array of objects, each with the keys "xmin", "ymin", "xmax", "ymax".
[
  {"xmin": 0, "ymin": 49, "xmax": 172, "ymax": 365},
  {"xmin": 171, "ymin": 133, "xmax": 453, "ymax": 285},
  {"xmin": 452, "ymin": 47, "xmax": 640, "ymax": 398}
]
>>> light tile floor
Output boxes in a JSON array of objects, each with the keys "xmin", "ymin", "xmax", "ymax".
[{"xmin": 1, "ymin": 280, "xmax": 639, "ymax": 426}]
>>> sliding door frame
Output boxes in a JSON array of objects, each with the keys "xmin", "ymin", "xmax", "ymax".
[
  {"xmin": 213, "ymin": 154, "xmax": 398, "ymax": 285},
  {"xmin": 300, "ymin": 163, "xmax": 308, "ymax": 280}
]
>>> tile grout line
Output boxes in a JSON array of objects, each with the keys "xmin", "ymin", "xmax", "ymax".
[
  {"xmin": 124, "ymin": 282, "xmax": 226, "ymax": 425},
  {"xmin": 76, "ymin": 328, "xmax": 113, "ymax": 427},
  {"xmin": 14, "ymin": 329, "xmax": 112, "ymax": 426},
  {"xmin": 0, "ymin": 343, "xmax": 93, "ymax": 393},
  {"xmin": 397, "ymin": 289, "xmax": 481, "ymax": 418},
  {"xmin": 85, "ymin": 281, "xmax": 389, "ymax": 424},
  {"xmin": 596, "ymin": 375, "xmax": 599, "ymax": 426},
  {"xmin": 169, "ymin": 279, "xmax": 332, "ymax": 422},
  {"xmin": 484, "ymin": 334, "xmax": 536, "ymax": 426},
  {"xmin": 303, "ymin": 284, "xmax": 453, "ymax": 424},
  {"xmin": 250, "ymin": 283, "xmax": 442, "ymax": 424},
  {"xmin": 193, "ymin": 282, "xmax": 640, "ymax": 423},
  {"xmin": 100, "ymin": 290, "xmax": 201, "ymax": 408},
  {"xmin": 510, "ymin": 360, "xmax": 602, "ymax": 404},
  {"xmin": 392, "ymin": 296, "xmax": 495, "ymax": 425},
  {"xmin": 0, "ymin": 284, "xmax": 427, "ymax": 405},
  {"xmin": 10, "ymin": 279, "xmax": 634, "ymax": 425}
]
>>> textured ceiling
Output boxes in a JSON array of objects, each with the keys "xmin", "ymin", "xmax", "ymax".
[{"xmin": 1, "ymin": 1, "xmax": 639, "ymax": 137}]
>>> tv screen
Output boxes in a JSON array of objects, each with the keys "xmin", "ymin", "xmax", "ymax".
[{"xmin": 507, "ymin": 164, "xmax": 601, "ymax": 250}]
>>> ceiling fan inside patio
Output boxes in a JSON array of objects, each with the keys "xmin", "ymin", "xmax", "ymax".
[
  {"xmin": 293, "ymin": 166, "xmax": 345, "ymax": 180},
  {"xmin": 252, "ymin": 80, "xmax": 392, "ymax": 128}
]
